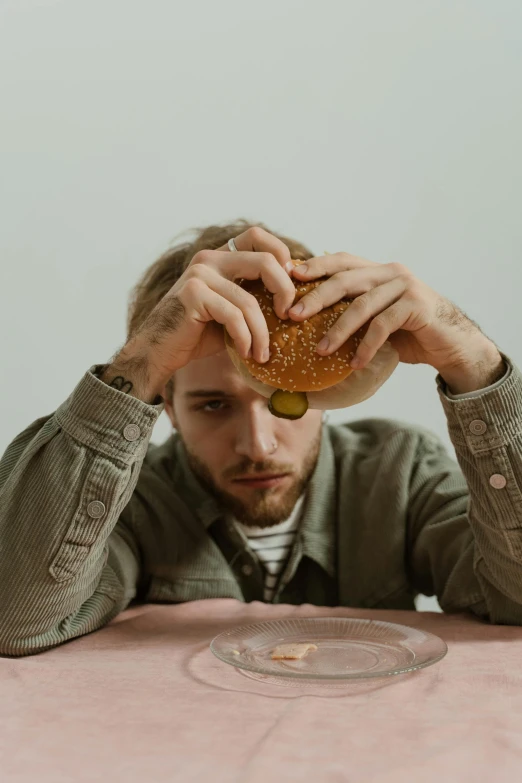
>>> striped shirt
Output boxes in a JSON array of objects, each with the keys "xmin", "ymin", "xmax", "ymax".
[{"xmin": 235, "ymin": 495, "xmax": 305, "ymax": 602}]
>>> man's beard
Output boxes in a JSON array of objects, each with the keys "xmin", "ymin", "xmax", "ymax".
[{"xmin": 181, "ymin": 430, "xmax": 322, "ymax": 528}]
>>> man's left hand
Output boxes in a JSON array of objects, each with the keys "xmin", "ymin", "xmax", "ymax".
[{"xmin": 288, "ymin": 252, "xmax": 504, "ymax": 394}]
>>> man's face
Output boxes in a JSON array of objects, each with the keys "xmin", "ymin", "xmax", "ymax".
[{"xmin": 164, "ymin": 351, "xmax": 323, "ymax": 528}]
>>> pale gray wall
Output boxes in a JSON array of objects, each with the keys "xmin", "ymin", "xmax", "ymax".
[{"xmin": 1, "ymin": 1, "xmax": 521, "ymax": 607}]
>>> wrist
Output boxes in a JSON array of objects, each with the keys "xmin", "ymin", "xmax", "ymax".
[
  {"xmin": 100, "ymin": 339, "xmax": 170, "ymax": 404},
  {"xmin": 437, "ymin": 341, "xmax": 505, "ymax": 395}
]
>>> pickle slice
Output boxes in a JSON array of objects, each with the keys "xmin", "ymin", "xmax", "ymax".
[{"xmin": 268, "ymin": 390, "xmax": 309, "ymax": 420}]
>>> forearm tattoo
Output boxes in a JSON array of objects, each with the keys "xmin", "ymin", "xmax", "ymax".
[
  {"xmin": 106, "ymin": 375, "xmax": 134, "ymax": 394},
  {"xmin": 94, "ymin": 352, "xmax": 150, "ymax": 398},
  {"xmin": 93, "ymin": 297, "xmax": 185, "ymax": 400}
]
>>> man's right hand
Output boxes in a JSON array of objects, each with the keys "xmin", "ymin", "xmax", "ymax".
[{"xmin": 100, "ymin": 227, "xmax": 297, "ymax": 403}]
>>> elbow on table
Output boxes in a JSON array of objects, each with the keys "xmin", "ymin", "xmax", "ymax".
[
  {"xmin": 464, "ymin": 594, "xmax": 522, "ymax": 627},
  {"xmin": 0, "ymin": 593, "xmax": 122, "ymax": 657}
]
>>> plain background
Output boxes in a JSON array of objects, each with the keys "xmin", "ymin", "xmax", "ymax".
[{"xmin": 1, "ymin": 1, "xmax": 521, "ymax": 611}]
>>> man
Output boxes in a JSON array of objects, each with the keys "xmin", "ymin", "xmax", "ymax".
[{"xmin": 1, "ymin": 221, "xmax": 521, "ymax": 657}]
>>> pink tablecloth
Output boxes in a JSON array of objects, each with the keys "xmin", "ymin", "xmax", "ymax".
[{"xmin": 1, "ymin": 599, "xmax": 522, "ymax": 782}]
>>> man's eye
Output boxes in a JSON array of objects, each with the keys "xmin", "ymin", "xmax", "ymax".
[{"xmin": 201, "ymin": 400, "xmax": 227, "ymax": 412}]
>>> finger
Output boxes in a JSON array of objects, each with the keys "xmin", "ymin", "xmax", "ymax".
[
  {"xmin": 289, "ymin": 265, "xmax": 400, "ymax": 321},
  {"xmin": 316, "ymin": 277, "xmax": 408, "ymax": 356},
  {"xmin": 184, "ymin": 268, "xmax": 270, "ymax": 363},
  {"xmin": 219, "ymin": 226, "xmax": 294, "ymax": 274},
  {"xmin": 292, "ymin": 251, "xmax": 380, "ymax": 281},
  {"xmin": 350, "ymin": 300, "xmax": 411, "ymax": 369},
  {"xmin": 184, "ymin": 283, "xmax": 257, "ymax": 362},
  {"xmin": 193, "ymin": 249, "xmax": 295, "ymax": 320}
]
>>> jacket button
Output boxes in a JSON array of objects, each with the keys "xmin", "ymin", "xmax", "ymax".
[
  {"xmin": 123, "ymin": 424, "xmax": 141, "ymax": 441},
  {"xmin": 87, "ymin": 501, "xmax": 106, "ymax": 518},
  {"xmin": 241, "ymin": 564, "xmax": 253, "ymax": 576},
  {"xmin": 469, "ymin": 420, "xmax": 487, "ymax": 436},
  {"xmin": 489, "ymin": 474, "xmax": 507, "ymax": 490}
]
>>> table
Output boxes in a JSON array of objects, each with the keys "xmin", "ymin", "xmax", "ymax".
[{"xmin": 2, "ymin": 599, "xmax": 522, "ymax": 782}]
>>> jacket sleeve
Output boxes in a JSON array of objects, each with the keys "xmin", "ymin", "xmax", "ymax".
[
  {"xmin": 408, "ymin": 356, "xmax": 522, "ymax": 624},
  {"xmin": 0, "ymin": 368, "xmax": 163, "ymax": 655}
]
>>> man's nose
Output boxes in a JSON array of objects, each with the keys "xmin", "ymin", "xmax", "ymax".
[{"xmin": 234, "ymin": 406, "xmax": 277, "ymax": 462}]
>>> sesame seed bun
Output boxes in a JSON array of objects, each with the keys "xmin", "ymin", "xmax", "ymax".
[{"xmin": 227, "ymin": 276, "xmax": 368, "ymax": 393}]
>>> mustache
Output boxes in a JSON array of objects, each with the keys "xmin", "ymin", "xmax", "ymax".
[{"xmin": 223, "ymin": 460, "xmax": 294, "ymax": 481}]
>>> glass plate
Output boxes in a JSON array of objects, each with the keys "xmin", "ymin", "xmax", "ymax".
[{"xmin": 210, "ymin": 617, "xmax": 447, "ymax": 681}]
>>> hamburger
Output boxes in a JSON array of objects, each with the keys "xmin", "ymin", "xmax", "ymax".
[{"xmin": 225, "ymin": 262, "xmax": 399, "ymax": 419}]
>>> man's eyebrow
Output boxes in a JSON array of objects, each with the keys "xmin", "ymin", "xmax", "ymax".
[{"xmin": 184, "ymin": 390, "xmax": 233, "ymax": 399}]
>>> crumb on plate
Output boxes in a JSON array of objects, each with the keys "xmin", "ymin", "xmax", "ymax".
[{"xmin": 271, "ymin": 643, "xmax": 318, "ymax": 660}]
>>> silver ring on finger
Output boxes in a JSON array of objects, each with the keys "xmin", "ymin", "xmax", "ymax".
[{"xmin": 228, "ymin": 237, "xmax": 238, "ymax": 253}]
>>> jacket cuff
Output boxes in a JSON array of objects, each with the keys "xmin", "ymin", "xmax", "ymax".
[
  {"xmin": 55, "ymin": 367, "xmax": 164, "ymax": 465},
  {"xmin": 437, "ymin": 356, "xmax": 522, "ymax": 455}
]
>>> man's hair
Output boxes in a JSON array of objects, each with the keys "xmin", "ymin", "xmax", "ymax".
[
  {"xmin": 127, "ymin": 219, "xmax": 313, "ymax": 338},
  {"xmin": 126, "ymin": 220, "xmax": 314, "ymax": 398}
]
